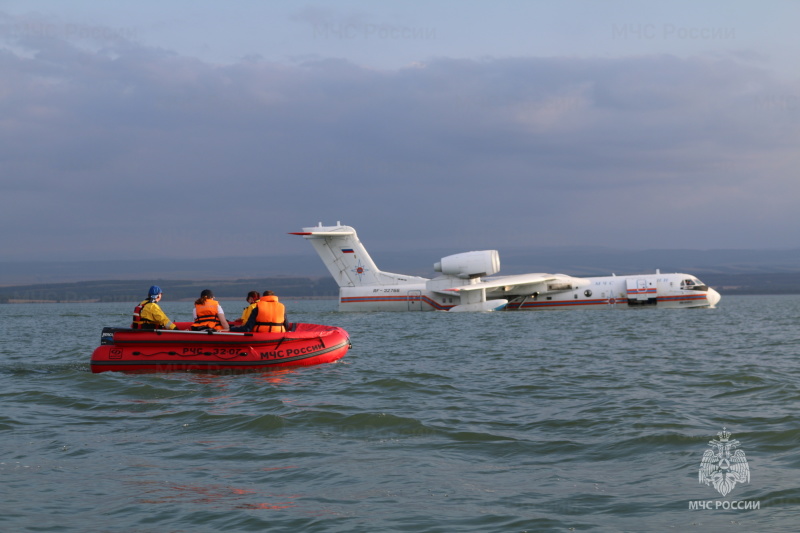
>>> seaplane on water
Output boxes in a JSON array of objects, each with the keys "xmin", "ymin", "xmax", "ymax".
[{"xmin": 290, "ymin": 222, "xmax": 721, "ymax": 312}]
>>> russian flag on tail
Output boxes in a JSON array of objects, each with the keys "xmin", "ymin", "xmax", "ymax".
[{"xmin": 342, "ymin": 248, "xmax": 354, "ymax": 254}]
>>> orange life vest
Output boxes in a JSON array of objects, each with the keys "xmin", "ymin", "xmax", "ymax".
[
  {"xmin": 254, "ymin": 296, "xmax": 285, "ymax": 332},
  {"xmin": 132, "ymin": 300, "xmax": 156, "ymax": 329},
  {"xmin": 193, "ymin": 300, "xmax": 222, "ymax": 330}
]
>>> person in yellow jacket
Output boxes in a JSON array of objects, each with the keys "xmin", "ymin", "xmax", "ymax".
[
  {"xmin": 131, "ymin": 285, "xmax": 177, "ymax": 330},
  {"xmin": 240, "ymin": 291, "xmax": 260, "ymax": 323},
  {"xmin": 191, "ymin": 289, "xmax": 229, "ymax": 331},
  {"xmin": 242, "ymin": 290, "xmax": 289, "ymax": 333},
  {"xmin": 229, "ymin": 291, "xmax": 259, "ymax": 332}
]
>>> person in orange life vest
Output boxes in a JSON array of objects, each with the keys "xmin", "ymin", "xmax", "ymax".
[
  {"xmin": 131, "ymin": 285, "xmax": 177, "ymax": 330},
  {"xmin": 242, "ymin": 290, "xmax": 289, "ymax": 333},
  {"xmin": 229, "ymin": 291, "xmax": 259, "ymax": 332},
  {"xmin": 191, "ymin": 289, "xmax": 229, "ymax": 331}
]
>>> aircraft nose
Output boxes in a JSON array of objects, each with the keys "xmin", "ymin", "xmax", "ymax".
[{"xmin": 707, "ymin": 288, "xmax": 721, "ymax": 307}]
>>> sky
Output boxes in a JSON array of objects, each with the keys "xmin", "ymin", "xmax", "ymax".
[{"xmin": 1, "ymin": 1, "xmax": 799, "ymax": 262}]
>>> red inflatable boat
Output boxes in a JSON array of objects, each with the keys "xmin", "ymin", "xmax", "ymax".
[{"xmin": 90, "ymin": 322, "xmax": 351, "ymax": 373}]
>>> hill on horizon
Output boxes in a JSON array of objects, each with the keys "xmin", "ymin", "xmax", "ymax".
[{"xmin": 2, "ymin": 247, "xmax": 800, "ymax": 286}]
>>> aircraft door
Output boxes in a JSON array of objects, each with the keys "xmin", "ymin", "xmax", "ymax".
[
  {"xmin": 626, "ymin": 278, "xmax": 656, "ymax": 306},
  {"xmin": 407, "ymin": 290, "xmax": 423, "ymax": 311}
]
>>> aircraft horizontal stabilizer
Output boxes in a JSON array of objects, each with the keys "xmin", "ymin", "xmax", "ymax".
[{"xmin": 288, "ymin": 231, "xmax": 355, "ymax": 237}]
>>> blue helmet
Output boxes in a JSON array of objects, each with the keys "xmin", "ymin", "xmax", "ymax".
[{"xmin": 148, "ymin": 285, "xmax": 162, "ymax": 298}]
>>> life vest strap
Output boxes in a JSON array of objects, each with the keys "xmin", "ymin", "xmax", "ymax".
[{"xmin": 132, "ymin": 301, "xmax": 158, "ymax": 328}]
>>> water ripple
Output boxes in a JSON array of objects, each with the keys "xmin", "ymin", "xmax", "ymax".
[{"xmin": 2, "ymin": 297, "xmax": 800, "ymax": 531}]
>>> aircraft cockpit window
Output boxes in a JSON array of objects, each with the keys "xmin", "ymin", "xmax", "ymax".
[{"xmin": 682, "ymin": 278, "xmax": 708, "ymax": 291}]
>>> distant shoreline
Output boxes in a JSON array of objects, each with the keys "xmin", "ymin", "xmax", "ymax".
[
  {"xmin": 4, "ymin": 296, "xmax": 338, "ymax": 304},
  {"xmin": 3, "ymin": 272, "xmax": 800, "ymax": 303},
  {"xmin": 0, "ymin": 277, "xmax": 340, "ymax": 304}
]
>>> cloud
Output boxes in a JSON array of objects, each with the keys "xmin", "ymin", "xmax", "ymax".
[{"xmin": 1, "ymin": 11, "xmax": 798, "ymax": 262}]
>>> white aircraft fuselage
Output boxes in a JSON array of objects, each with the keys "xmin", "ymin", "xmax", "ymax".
[{"xmin": 291, "ymin": 223, "xmax": 721, "ymax": 312}]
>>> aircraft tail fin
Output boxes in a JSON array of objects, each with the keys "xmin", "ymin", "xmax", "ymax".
[{"xmin": 291, "ymin": 222, "xmax": 427, "ymax": 288}]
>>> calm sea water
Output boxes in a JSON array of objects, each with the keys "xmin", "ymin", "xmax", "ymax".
[{"xmin": 1, "ymin": 296, "xmax": 799, "ymax": 532}]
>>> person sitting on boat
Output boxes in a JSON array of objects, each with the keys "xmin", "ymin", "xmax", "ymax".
[
  {"xmin": 241, "ymin": 290, "xmax": 260, "ymax": 323},
  {"xmin": 191, "ymin": 289, "xmax": 229, "ymax": 331},
  {"xmin": 241, "ymin": 290, "xmax": 289, "ymax": 333},
  {"xmin": 229, "ymin": 291, "xmax": 260, "ymax": 332},
  {"xmin": 131, "ymin": 285, "xmax": 177, "ymax": 330}
]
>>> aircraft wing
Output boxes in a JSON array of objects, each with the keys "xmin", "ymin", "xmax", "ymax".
[{"xmin": 437, "ymin": 273, "xmax": 559, "ymax": 294}]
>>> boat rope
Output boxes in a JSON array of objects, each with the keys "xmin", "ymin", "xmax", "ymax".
[{"xmin": 131, "ymin": 350, "xmax": 249, "ymax": 360}]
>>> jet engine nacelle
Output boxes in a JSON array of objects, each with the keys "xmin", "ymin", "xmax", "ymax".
[{"xmin": 434, "ymin": 250, "xmax": 500, "ymax": 279}]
